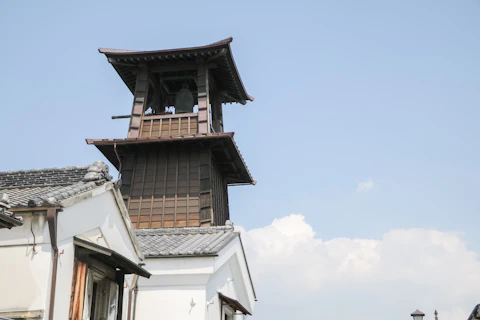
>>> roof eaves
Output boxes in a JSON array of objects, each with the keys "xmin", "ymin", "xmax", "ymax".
[
  {"xmin": 237, "ymin": 233, "xmax": 257, "ymax": 300},
  {"xmin": 144, "ymin": 253, "xmax": 219, "ymax": 259},
  {"xmin": 224, "ymin": 42, "xmax": 253, "ymax": 104},
  {"xmin": 86, "ymin": 132, "xmax": 235, "ymax": 146},
  {"xmin": 111, "ymin": 187, "xmax": 145, "ymax": 260}
]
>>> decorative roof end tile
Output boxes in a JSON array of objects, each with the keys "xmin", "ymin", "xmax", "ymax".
[{"xmin": 83, "ymin": 161, "xmax": 112, "ymax": 183}]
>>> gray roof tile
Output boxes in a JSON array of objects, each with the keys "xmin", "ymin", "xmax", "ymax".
[
  {"xmin": 0, "ymin": 161, "xmax": 112, "ymax": 208},
  {"xmin": 135, "ymin": 226, "xmax": 238, "ymax": 257},
  {"xmin": 0, "ymin": 166, "xmax": 89, "ymax": 188}
]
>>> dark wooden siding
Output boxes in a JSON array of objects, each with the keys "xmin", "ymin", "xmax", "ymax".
[
  {"xmin": 120, "ymin": 144, "xmax": 206, "ymax": 228},
  {"xmin": 211, "ymin": 155, "xmax": 229, "ymax": 226},
  {"xmin": 120, "ymin": 144, "xmax": 230, "ymax": 229}
]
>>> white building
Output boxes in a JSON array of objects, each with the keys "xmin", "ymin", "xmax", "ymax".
[
  {"xmin": 0, "ymin": 162, "xmax": 150, "ymax": 320},
  {"xmin": 134, "ymin": 226, "xmax": 256, "ymax": 320}
]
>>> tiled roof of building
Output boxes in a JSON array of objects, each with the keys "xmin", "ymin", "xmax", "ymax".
[
  {"xmin": 467, "ymin": 304, "xmax": 480, "ymax": 320},
  {"xmin": 135, "ymin": 225, "xmax": 238, "ymax": 257},
  {"xmin": 0, "ymin": 166, "xmax": 90, "ymax": 188},
  {"xmin": 0, "ymin": 161, "xmax": 113, "ymax": 208},
  {"xmin": 0, "ymin": 193, "xmax": 23, "ymax": 228}
]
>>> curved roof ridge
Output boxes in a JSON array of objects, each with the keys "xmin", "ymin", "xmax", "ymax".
[
  {"xmin": 136, "ymin": 225, "xmax": 235, "ymax": 236},
  {"xmin": 0, "ymin": 165, "xmax": 89, "ymax": 175},
  {"xmin": 98, "ymin": 37, "xmax": 233, "ymax": 55}
]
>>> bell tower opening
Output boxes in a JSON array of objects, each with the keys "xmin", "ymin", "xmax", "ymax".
[{"xmin": 88, "ymin": 38, "xmax": 255, "ymax": 229}]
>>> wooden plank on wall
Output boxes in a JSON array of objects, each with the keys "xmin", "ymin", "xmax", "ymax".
[{"xmin": 197, "ymin": 59, "xmax": 210, "ymax": 133}]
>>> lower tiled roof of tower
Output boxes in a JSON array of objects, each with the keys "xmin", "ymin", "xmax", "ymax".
[
  {"xmin": 86, "ymin": 132, "xmax": 255, "ymax": 185},
  {"xmin": 0, "ymin": 161, "xmax": 112, "ymax": 208},
  {"xmin": 135, "ymin": 226, "xmax": 238, "ymax": 257}
]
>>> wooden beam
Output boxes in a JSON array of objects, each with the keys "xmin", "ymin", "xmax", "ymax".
[
  {"xmin": 160, "ymin": 75, "xmax": 195, "ymax": 81},
  {"xmin": 211, "ymin": 93, "xmax": 223, "ymax": 133},
  {"xmin": 220, "ymin": 90, "xmax": 245, "ymax": 105},
  {"xmin": 128, "ymin": 64, "xmax": 149, "ymax": 138},
  {"xmin": 9, "ymin": 207, "xmax": 49, "ymax": 213},
  {"xmin": 151, "ymin": 61, "xmax": 217, "ymax": 73},
  {"xmin": 112, "ymin": 115, "xmax": 132, "ymax": 119}
]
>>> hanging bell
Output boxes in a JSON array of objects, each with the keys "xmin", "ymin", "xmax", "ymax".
[{"xmin": 174, "ymin": 82, "xmax": 194, "ymax": 113}]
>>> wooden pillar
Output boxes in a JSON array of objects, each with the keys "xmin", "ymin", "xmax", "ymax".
[
  {"xmin": 116, "ymin": 271, "xmax": 125, "ymax": 320},
  {"xmin": 199, "ymin": 150, "xmax": 213, "ymax": 226},
  {"xmin": 128, "ymin": 65, "xmax": 149, "ymax": 138},
  {"xmin": 197, "ymin": 59, "xmax": 210, "ymax": 134},
  {"xmin": 211, "ymin": 93, "xmax": 223, "ymax": 133}
]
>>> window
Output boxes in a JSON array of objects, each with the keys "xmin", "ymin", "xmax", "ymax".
[
  {"xmin": 218, "ymin": 293, "xmax": 250, "ymax": 320},
  {"xmin": 223, "ymin": 305, "xmax": 234, "ymax": 320},
  {"xmin": 70, "ymin": 257, "xmax": 119, "ymax": 320},
  {"xmin": 82, "ymin": 264, "xmax": 119, "ymax": 320}
]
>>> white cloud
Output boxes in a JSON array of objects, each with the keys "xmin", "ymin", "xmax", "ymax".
[
  {"xmin": 237, "ymin": 215, "xmax": 479, "ymax": 320},
  {"xmin": 357, "ymin": 178, "xmax": 374, "ymax": 192}
]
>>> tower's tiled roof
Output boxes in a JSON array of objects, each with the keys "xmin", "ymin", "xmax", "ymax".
[
  {"xmin": 86, "ymin": 132, "xmax": 255, "ymax": 185},
  {"xmin": 99, "ymin": 37, "xmax": 253, "ymax": 105},
  {"xmin": 135, "ymin": 225, "xmax": 238, "ymax": 257},
  {"xmin": 0, "ymin": 161, "xmax": 112, "ymax": 208}
]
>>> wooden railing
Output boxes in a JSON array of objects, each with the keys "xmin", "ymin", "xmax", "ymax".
[{"xmin": 140, "ymin": 113, "xmax": 199, "ymax": 138}]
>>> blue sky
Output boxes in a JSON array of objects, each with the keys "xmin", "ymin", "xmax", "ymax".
[{"xmin": 2, "ymin": 1, "xmax": 480, "ymax": 319}]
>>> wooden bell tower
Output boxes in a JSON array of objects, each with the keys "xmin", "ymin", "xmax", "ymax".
[{"xmin": 87, "ymin": 38, "xmax": 255, "ymax": 229}]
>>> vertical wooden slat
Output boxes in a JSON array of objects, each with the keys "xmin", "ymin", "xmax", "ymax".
[
  {"xmin": 69, "ymin": 259, "xmax": 79, "ymax": 320},
  {"xmin": 159, "ymin": 119, "xmax": 163, "ymax": 137},
  {"xmin": 149, "ymin": 150, "xmax": 158, "ymax": 228},
  {"xmin": 174, "ymin": 148, "xmax": 179, "ymax": 227},
  {"xmin": 186, "ymin": 149, "xmax": 190, "ymax": 227},
  {"xmin": 69, "ymin": 260, "xmax": 87, "ymax": 320},
  {"xmin": 76, "ymin": 262, "xmax": 86, "ymax": 320},
  {"xmin": 127, "ymin": 154, "xmax": 137, "ymax": 226},
  {"xmin": 178, "ymin": 117, "xmax": 181, "ymax": 135},
  {"xmin": 161, "ymin": 148, "xmax": 168, "ymax": 227},
  {"xmin": 187, "ymin": 117, "xmax": 191, "ymax": 134},
  {"xmin": 168, "ymin": 118, "xmax": 172, "ymax": 136},
  {"xmin": 136, "ymin": 152, "xmax": 148, "ymax": 228},
  {"xmin": 148, "ymin": 119, "xmax": 153, "ymax": 138}
]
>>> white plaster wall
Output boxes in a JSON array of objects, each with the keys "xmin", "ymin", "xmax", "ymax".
[
  {"xmin": 57, "ymin": 190, "xmax": 139, "ymax": 263},
  {"xmin": 136, "ymin": 257, "xmax": 214, "ymax": 320},
  {"xmin": 0, "ymin": 214, "xmax": 51, "ymax": 314},
  {"xmin": 205, "ymin": 262, "xmax": 235, "ymax": 320},
  {"xmin": 218, "ymin": 237, "xmax": 256, "ymax": 313},
  {"xmin": 136, "ymin": 286, "xmax": 206, "ymax": 320},
  {"xmin": 0, "ymin": 244, "xmax": 52, "ymax": 312},
  {"xmin": 0, "ymin": 186, "xmax": 142, "ymax": 319}
]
